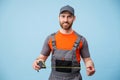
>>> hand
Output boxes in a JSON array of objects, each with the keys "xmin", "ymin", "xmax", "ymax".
[
  {"xmin": 32, "ymin": 54, "xmax": 48, "ymax": 71},
  {"xmin": 86, "ymin": 66, "xmax": 95, "ymax": 76},
  {"xmin": 83, "ymin": 57, "xmax": 95, "ymax": 76},
  {"xmin": 32, "ymin": 60, "xmax": 41, "ymax": 71}
]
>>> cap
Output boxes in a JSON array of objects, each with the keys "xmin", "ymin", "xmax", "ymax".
[{"xmin": 60, "ymin": 5, "xmax": 74, "ymax": 15}]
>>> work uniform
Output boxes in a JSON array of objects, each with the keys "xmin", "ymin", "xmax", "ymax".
[{"xmin": 41, "ymin": 31, "xmax": 90, "ymax": 80}]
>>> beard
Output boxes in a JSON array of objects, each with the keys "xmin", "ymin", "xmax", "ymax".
[{"xmin": 60, "ymin": 22, "xmax": 73, "ymax": 30}]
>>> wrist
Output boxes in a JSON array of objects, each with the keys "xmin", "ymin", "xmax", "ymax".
[
  {"xmin": 36, "ymin": 57, "xmax": 44, "ymax": 62},
  {"xmin": 86, "ymin": 60, "xmax": 94, "ymax": 68},
  {"xmin": 36, "ymin": 57, "xmax": 40, "ymax": 60}
]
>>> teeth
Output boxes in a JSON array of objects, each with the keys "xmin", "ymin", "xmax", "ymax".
[{"xmin": 65, "ymin": 23, "xmax": 68, "ymax": 24}]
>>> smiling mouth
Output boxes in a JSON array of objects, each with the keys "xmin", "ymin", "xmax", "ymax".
[{"xmin": 63, "ymin": 23, "xmax": 69, "ymax": 25}]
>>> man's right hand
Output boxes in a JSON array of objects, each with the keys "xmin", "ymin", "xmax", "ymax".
[
  {"xmin": 32, "ymin": 54, "xmax": 48, "ymax": 71},
  {"xmin": 32, "ymin": 59, "xmax": 41, "ymax": 71}
]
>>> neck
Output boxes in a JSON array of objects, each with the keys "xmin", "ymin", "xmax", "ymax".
[{"xmin": 60, "ymin": 28, "xmax": 73, "ymax": 34}]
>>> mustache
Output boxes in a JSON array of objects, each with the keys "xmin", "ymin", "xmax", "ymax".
[{"xmin": 63, "ymin": 22, "xmax": 69, "ymax": 24}]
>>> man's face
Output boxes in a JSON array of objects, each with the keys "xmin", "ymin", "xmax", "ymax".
[{"xmin": 59, "ymin": 11, "xmax": 75, "ymax": 30}]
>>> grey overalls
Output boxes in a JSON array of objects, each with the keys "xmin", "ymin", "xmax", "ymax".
[{"xmin": 49, "ymin": 33, "xmax": 82, "ymax": 80}]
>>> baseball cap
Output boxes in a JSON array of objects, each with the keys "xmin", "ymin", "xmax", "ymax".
[{"xmin": 60, "ymin": 5, "xmax": 74, "ymax": 15}]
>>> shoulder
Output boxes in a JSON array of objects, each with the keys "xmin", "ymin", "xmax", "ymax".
[
  {"xmin": 47, "ymin": 32, "xmax": 56, "ymax": 39},
  {"xmin": 74, "ymin": 31, "xmax": 87, "ymax": 43},
  {"xmin": 45, "ymin": 32, "xmax": 57, "ymax": 43}
]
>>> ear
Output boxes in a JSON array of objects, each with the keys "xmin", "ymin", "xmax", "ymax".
[
  {"xmin": 73, "ymin": 16, "xmax": 76, "ymax": 21},
  {"xmin": 58, "ymin": 16, "xmax": 60, "ymax": 21}
]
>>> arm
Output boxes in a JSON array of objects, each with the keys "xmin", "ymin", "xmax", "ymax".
[
  {"xmin": 32, "ymin": 35, "xmax": 51, "ymax": 71},
  {"xmin": 80, "ymin": 37, "xmax": 95, "ymax": 76},
  {"xmin": 83, "ymin": 57, "xmax": 95, "ymax": 76}
]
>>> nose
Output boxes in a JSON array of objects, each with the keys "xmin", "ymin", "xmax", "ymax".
[{"xmin": 64, "ymin": 17, "xmax": 68, "ymax": 22}]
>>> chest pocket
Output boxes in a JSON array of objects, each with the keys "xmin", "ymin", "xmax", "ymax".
[{"xmin": 52, "ymin": 49, "xmax": 74, "ymax": 73}]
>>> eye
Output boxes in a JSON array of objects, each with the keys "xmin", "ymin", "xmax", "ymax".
[
  {"xmin": 61, "ymin": 15, "xmax": 65, "ymax": 18},
  {"xmin": 68, "ymin": 15, "xmax": 72, "ymax": 18}
]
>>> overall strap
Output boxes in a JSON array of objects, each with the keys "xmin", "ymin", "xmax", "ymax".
[
  {"xmin": 51, "ymin": 33, "xmax": 56, "ymax": 50},
  {"xmin": 72, "ymin": 32, "xmax": 82, "ymax": 51},
  {"xmin": 72, "ymin": 32, "xmax": 82, "ymax": 62}
]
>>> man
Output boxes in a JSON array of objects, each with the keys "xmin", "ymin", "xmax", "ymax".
[{"xmin": 32, "ymin": 5, "xmax": 95, "ymax": 80}]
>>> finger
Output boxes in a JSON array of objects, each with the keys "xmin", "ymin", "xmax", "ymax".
[
  {"xmin": 87, "ymin": 68, "xmax": 95, "ymax": 76},
  {"xmin": 33, "ymin": 61, "xmax": 40, "ymax": 68},
  {"xmin": 89, "ymin": 71, "xmax": 95, "ymax": 76},
  {"xmin": 86, "ymin": 66, "xmax": 95, "ymax": 76},
  {"xmin": 87, "ymin": 66, "xmax": 94, "ymax": 71},
  {"xmin": 35, "ymin": 65, "xmax": 40, "ymax": 69},
  {"xmin": 33, "ymin": 63, "xmax": 40, "ymax": 70},
  {"xmin": 34, "ymin": 66, "xmax": 40, "ymax": 70}
]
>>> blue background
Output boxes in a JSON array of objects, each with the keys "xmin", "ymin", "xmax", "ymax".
[{"xmin": 0, "ymin": 0, "xmax": 120, "ymax": 80}]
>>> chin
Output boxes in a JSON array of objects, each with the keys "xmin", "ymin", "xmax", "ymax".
[
  {"xmin": 60, "ymin": 24, "xmax": 72, "ymax": 30},
  {"xmin": 63, "ymin": 27, "xmax": 71, "ymax": 30}
]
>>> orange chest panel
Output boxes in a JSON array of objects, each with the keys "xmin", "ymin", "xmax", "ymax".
[{"xmin": 48, "ymin": 31, "xmax": 83, "ymax": 63}]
